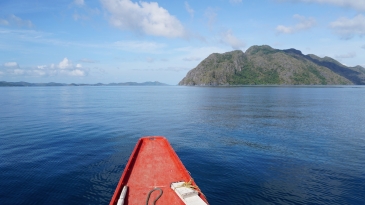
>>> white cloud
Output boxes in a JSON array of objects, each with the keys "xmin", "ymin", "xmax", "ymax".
[
  {"xmin": 68, "ymin": 69, "xmax": 85, "ymax": 76},
  {"xmin": 221, "ymin": 30, "xmax": 245, "ymax": 49},
  {"xmin": 230, "ymin": 0, "xmax": 242, "ymax": 4},
  {"xmin": 33, "ymin": 70, "xmax": 46, "ymax": 76},
  {"xmin": 58, "ymin": 58, "xmax": 72, "ymax": 69},
  {"xmin": 185, "ymin": 2, "xmax": 194, "ymax": 18},
  {"xmin": 0, "ymin": 19, "xmax": 9, "ymax": 25},
  {"xmin": 276, "ymin": 14, "xmax": 316, "ymax": 34},
  {"xmin": 13, "ymin": 69, "xmax": 24, "ymax": 75},
  {"xmin": 183, "ymin": 57, "xmax": 201, "ymax": 61},
  {"xmin": 286, "ymin": 0, "xmax": 365, "ymax": 11},
  {"xmin": 101, "ymin": 0, "xmax": 186, "ymax": 38},
  {"xmin": 74, "ymin": 0, "xmax": 85, "ymax": 6},
  {"xmin": 9, "ymin": 14, "xmax": 33, "ymax": 28},
  {"xmin": 4, "ymin": 62, "xmax": 18, "ymax": 67},
  {"xmin": 276, "ymin": 25, "xmax": 292, "ymax": 34},
  {"xmin": 1, "ymin": 58, "xmax": 88, "ymax": 77},
  {"xmin": 335, "ymin": 52, "xmax": 356, "ymax": 58},
  {"xmin": 205, "ymin": 7, "xmax": 218, "ymax": 28},
  {"xmin": 330, "ymin": 14, "xmax": 365, "ymax": 39}
]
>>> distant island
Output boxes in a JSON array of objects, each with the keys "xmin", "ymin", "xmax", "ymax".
[
  {"xmin": 0, "ymin": 81, "xmax": 169, "ymax": 87},
  {"xmin": 179, "ymin": 45, "xmax": 365, "ymax": 86}
]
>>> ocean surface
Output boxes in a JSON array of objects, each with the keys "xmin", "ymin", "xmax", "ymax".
[{"xmin": 1, "ymin": 86, "xmax": 365, "ymax": 205}]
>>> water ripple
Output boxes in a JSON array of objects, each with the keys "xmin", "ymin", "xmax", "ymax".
[{"xmin": 1, "ymin": 86, "xmax": 365, "ymax": 204}]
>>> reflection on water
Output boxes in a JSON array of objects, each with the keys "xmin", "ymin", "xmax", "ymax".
[{"xmin": 0, "ymin": 86, "xmax": 365, "ymax": 204}]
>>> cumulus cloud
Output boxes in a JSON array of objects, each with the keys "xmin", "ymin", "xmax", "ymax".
[
  {"xmin": 335, "ymin": 52, "xmax": 356, "ymax": 59},
  {"xmin": 183, "ymin": 57, "xmax": 200, "ymax": 61},
  {"xmin": 4, "ymin": 62, "xmax": 18, "ymax": 67},
  {"xmin": 58, "ymin": 58, "xmax": 72, "ymax": 69},
  {"xmin": 230, "ymin": 0, "xmax": 242, "ymax": 4},
  {"xmin": 185, "ymin": 2, "xmax": 194, "ymax": 18},
  {"xmin": 276, "ymin": 14, "xmax": 316, "ymax": 34},
  {"xmin": 57, "ymin": 58, "xmax": 84, "ymax": 72},
  {"xmin": 330, "ymin": 14, "xmax": 365, "ymax": 39},
  {"xmin": 1, "ymin": 58, "xmax": 87, "ymax": 77},
  {"xmin": 284, "ymin": 0, "xmax": 365, "ymax": 11},
  {"xmin": 221, "ymin": 30, "xmax": 245, "ymax": 49},
  {"xmin": 101, "ymin": 0, "xmax": 186, "ymax": 38},
  {"xmin": 68, "ymin": 69, "xmax": 85, "ymax": 76}
]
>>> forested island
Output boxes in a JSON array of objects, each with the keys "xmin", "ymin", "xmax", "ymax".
[{"xmin": 179, "ymin": 45, "xmax": 365, "ymax": 86}]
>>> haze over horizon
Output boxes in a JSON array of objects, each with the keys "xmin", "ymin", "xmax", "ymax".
[{"xmin": 1, "ymin": 0, "xmax": 364, "ymax": 85}]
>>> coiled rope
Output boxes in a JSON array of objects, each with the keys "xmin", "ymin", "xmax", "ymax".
[{"xmin": 145, "ymin": 187, "xmax": 163, "ymax": 205}]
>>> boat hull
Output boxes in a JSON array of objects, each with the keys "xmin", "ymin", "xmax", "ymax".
[{"xmin": 110, "ymin": 136, "xmax": 208, "ymax": 205}]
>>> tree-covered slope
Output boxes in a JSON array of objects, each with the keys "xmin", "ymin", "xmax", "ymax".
[{"xmin": 179, "ymin": 45, "xmax": 365, "ymax": 85}]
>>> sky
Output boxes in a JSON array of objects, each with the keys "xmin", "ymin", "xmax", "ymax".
[{"xmin": 0, "ymin": 0, "xmax": 364, "ymax": 85}]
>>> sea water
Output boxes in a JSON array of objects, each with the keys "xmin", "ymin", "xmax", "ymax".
[{"xmin": 1, "ymin": 86, "xmax": 364, "ymax": 204}]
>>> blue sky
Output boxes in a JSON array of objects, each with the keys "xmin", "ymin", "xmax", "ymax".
[{"xmin": 0, "ymin": 0, "xmax": 364, "ymax": 84}]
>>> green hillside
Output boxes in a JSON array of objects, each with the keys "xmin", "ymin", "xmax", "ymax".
[{"xmin": 179, "ymin": 45, "xmax": 365, "ymax": 85}]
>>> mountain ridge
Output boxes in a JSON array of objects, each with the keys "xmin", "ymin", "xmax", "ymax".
[{"xmin": 179, "ymin": 45, "xmax": 365, "ymax": 85}]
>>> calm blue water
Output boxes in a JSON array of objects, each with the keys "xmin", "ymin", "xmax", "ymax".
[{"xmin": 1, "ymin": 86, "xmax": 365, "ymax": 205}]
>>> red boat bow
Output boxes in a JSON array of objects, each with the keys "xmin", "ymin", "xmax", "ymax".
[{"xmin": 110, "ymin": 136, "xmax": 209, "ymax": 205}]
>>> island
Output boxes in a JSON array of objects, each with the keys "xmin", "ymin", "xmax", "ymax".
[{"xmin": 179, "ymin": 45, "xmax": 365, "ymax": 85}]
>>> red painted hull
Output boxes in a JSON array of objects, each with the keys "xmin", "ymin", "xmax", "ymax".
[{"xmin": 110, "ymin": 136, "xmax": 209, "ymax": 205}]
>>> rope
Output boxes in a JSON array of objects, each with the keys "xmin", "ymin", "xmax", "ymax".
[
  {"xmin": 145, "ymin": 187, "xmax": 163, "ymax": 205},
  {"xmin": 174, "ymin": 179, "xmax": 198, "ymax": 190},
  {"xmin": 174, "ymin": 178, "xmax": 208, "ymax": 200}
]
